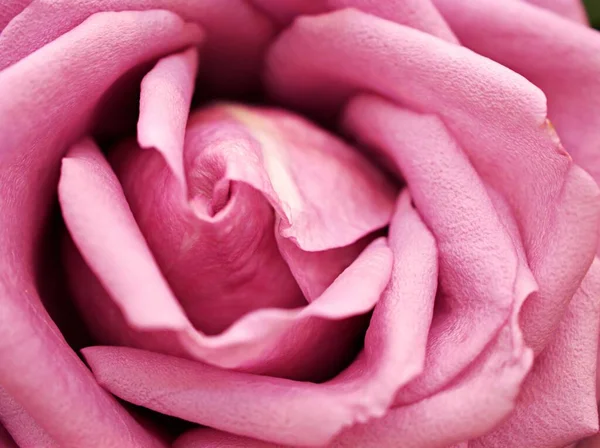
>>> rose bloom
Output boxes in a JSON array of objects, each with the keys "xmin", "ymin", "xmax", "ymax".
[{"xmin": 1, "ymin": 1, "xmax": 600, "ymax": 447}]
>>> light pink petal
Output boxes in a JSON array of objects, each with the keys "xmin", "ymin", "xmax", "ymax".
[
  {"xmin": 0, "ymin": 0, "xmax": 31, "ymax": 30},
  {"xmin": 522, "ymin": 0, "xmax": 589, "ymax": 23},
  {"xmin": 433, "ymin": 0, "xmax": 600, "ymax": 239},
  {"xmin": 174, "ymin": 429, "xmax": 278, "ymax": 448},
  {"xmin": 343, "ymin": 95, "xmax": 536, "ymax": 403},
  {"xmin": 0, "ymin": 0, "xmax": 273, "ymax": 93},
  {"xmin": 265, "ymin": 8, "xmax": 600, "ymax": 355},
  {"xmin": 331, "ymin": 326, "xmax": 533, "ymax": 448},
  {"xmin": 471, "ymin": 259, "xmax": 600, "ymax": 448},
  {"xmin": 138, "ymin": 46, "xmax": 200, "ymax": 188},
  {"xmin": 0, "ymin": 388, "xmax": 58, "ymax": 448},
  {"xmin": 250, "ymin": 0, "xmax": 457, "ymax": 41},
  {"xmin": 0, "ymin": 9, "xmax": 200, "ymax": 447}
]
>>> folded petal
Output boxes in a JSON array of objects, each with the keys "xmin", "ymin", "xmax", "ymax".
[
  {"xmin": 0, "ymin": 0, "xmax": 274, "ymax": 92},
  {"xmin": 343, "ymin": 94, "xmax": 536, "ymax": 403},
  {"xmin": 0, "ymin": 388, "xmax": 58, "ymax": 448},
  {"xmin": 0, "ymin": 9, "xmax": 200, "ymax": 447},
  {"xmin": 138, "ymin": 46, "xmax": 200, "ymax": 188},
  {"xmin": 522, "ymin": 0, "xmax": 589, "ymax": 23},
  {"xmin": 433, "ymin": 0, "xmax": 600, "ymax": 242},
  {"xmin": 82, "ymin": 192, "xmax": 438, "ymax": 446},
  {"xmin": 471, "ymin": 259, "xmax": 600, "ymax": 448},
  {"xmin": 265, "ymin": 8, "xmax": 600, "ymax": 355}
]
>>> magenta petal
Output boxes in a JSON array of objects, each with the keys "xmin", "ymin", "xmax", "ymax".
[
  {"xmin": 0, "ymin": 9, "xmax": 200, "ymax": 447},
  {"xmin": 0, "ymin": 0, "xmax": 274, "ymax": 92},
  {"xmin": 174, "ymin": 429, "xmax": 277, "ymax": 448},
  {"xmin": 343, "ymin": 95, "xmax": 536, "ymax": 402},
  {"xmin": 523, "ymin": 0, "xmax": 589, "ymax": 23},
  {"xmin": 266, "ymin": 9, "xmax": 600, "ymax": 355},
  {"xmin": 433, "ymin": 0, "xmax": 600, "ymax": 234},
  {"xmin": 138, "ymin": 46, "xmax": 200, "ymax": 188},
  {"xmin": 0, "ymin": 425, "xmax": 17, "ymax": 448},
  {"xmin": 0, "ymin": 388, "xmax": 58, "ymax": 448}
]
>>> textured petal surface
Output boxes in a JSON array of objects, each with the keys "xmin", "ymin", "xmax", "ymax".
[
  {"xmin": 82, "ymin": 192, "xmax": 439, "ymax": 446},
  {"xmin": 266, "ymin": 9, "xmax": 600, "ymax": 356},
  {"xmin": 0, "ymin": 9, "xmax": 200, "ymax": 447},
  {"xmin": 343, "ymin": 95, "xmax": 536, "ymax": 403},
  {"xmin": 472, "ymin": 259, "xmax": 600, "ymax": 447},
  {"xmin": 138, "ymin": 46, "xmax": 200, "ymax": 187},
  {"xmin": 0, "ymin": 0, "xmax": 31, "ymax": 31},
  {"xmin": 433, "ymin": 0, "xmax": 600, "ymax": 239},
  {"xmin": 522, "ymin": 0, "xmax": 589, "ymax": 22},
  {"xmin": 0, "ymin": 0, "xmax": 274, "ymax": 92},
  {"xmin": 0, "ymin": 388, "xmax": 58, "ymax": 448}
]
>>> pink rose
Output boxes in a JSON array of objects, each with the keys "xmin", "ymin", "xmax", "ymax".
[{"xmin": 1, "ymin": 1, "xmax": 599, "ymax": 447}]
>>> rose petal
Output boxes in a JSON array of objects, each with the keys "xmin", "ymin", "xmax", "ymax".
[
  {"xmin": 138, "ymin": 46, "xmax": 200, "ymax": 188},
  {"xmin": 522, "ymin": 0, "xmax": 589, "ymax": 23},
  {"xmin": 343, "ymin": 94, "xmax": 536, "ymax": 403},
  {"xmin": 471, "ymin": 259, "xmax": 600, "ymax": 447},
  {"xmin": 82, "ymin": 192, "xmax": 438, "ymax": 446},
  {"xmin": 250, "ymin": 0, "xmax": 457, "ymax": 42},
  {"xmin": 265, "ymin": 8, "xmax": 600, "ymax": 355},
  {"xmin": 331, "ymin": 326, "xmax": 533, "ymax": 448},
  {"xmin": 0, "ymin": 388, "xmax": 58, "ymax": 448},
  {"xmin": 433, "ymin": 0, "xmax": 600, "ymax": 236},
  {"xmin": 0, "ymin": 9, "xmax": 200, "ymax": 447},
  {"xmin": 0, "ymin": 0, "xmax": 274, "ymax": 93},
  {"xmin": 174, "ymin": 429, "xmax": 278, "ymax": 448},
  {"xmin": 0, "ymin": 0, "xmax": 31, "ymax": 30}
]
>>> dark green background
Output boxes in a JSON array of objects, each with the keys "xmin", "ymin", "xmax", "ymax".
[{"xmin": 584, "ymin": 0, "xmax": 600, "ymax": 27}]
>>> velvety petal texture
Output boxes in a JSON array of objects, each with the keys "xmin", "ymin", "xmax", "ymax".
[{"xmin": 0, "ymin": 8, "xmax": 202, "ymax": 447}]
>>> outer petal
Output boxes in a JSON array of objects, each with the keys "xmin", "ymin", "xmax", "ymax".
[
  {"xmin": 472, "ymin": 260, "xmax": 600, "ymax": 447},
  {"xmin": 0, "ymin": 9, "xmax": 201, "ymax": 447},
  {"xmin": 265, "ymin": 8, "xmax": 600, "ymax": 356},
  {"xmin": 343, "ymin": 95, "xmax": 536, "ymax": 403},
  {"xmin": 82, "ymin": 193, "xmax": 438, "ymax": 446},
  {"xmin": 0, "ymin": 388, "xmax": 58, "ymax": 448},
  {"xmin": 522, "ymin": 0, "xmax": 589, "ymax": 23},
  {"xmin": 0, "ymin": 0, "xmax": 274, "ymax": 92},
  {"xmin": 433, "ymin": 0, "xmax": 600, "ymax": 237}
]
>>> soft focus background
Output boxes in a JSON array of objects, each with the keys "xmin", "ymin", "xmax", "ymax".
[{"xmin": 585, "ymin": 0, "xmax": 600, "ymax": 26}]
